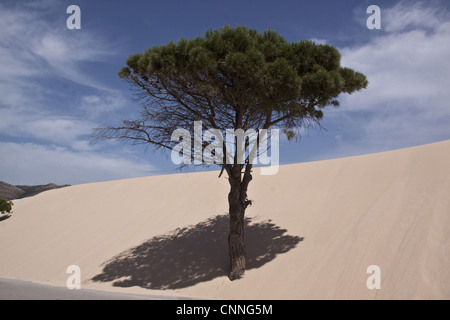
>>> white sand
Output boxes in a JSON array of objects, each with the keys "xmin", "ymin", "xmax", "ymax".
[{"xmin": 1, "ymin": 140, "xmax": 449, "ymax": 299}]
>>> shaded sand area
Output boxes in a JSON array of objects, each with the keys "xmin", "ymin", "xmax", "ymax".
[
  {"xmin": 0, "ymin": 278, "xmax": 180, "ymax": 300},
  {"xmin": 1, "ymin": 140, "xmax": 449, "ymax": 299}
]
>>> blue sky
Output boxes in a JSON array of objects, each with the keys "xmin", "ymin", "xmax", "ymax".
[{"xmin": 1, "ymin": 0, "xmax": 449, "ymax": 185}]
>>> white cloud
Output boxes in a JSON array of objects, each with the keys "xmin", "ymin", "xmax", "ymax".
[
  {"xmin": 309, "ymin": 38, "xmax": 327, "ymax": 45},
  {"xmin": 80, "ymin": 94, "xmax": 127, "ymax": 120},
  {"xmin": 0, "ymin": 142, "xmax": 154, "ymax": 186},
  {"xmin": 35, "ymin": 34, "xmax": 69, "ymax": 62},
  {"xmin": 341, "ymin": 27, "xmax": 450, "ymax": 106},
  {"xmin": 384, "ymin": 1, "xmax": 443, "ymax": 32},
  {"xmin": 0, "ymin": 5, "xmax": 45, "ymax": 109},
  {"xmin": 334, "ymin": 1, "xmax": 450, "ymax": 152},
  {"xmin": 0, "ymin": 1, "xmax": 116, "ymax": 109},
  {"xmin": 24, "ymin": 118, "xmax": 94, "ymax": 146},
  {"xmin": 0, "ymin": 107, "xmax": 95, "ymax": 147},
  {"xmin": 31, "ymin": 32, "xmax": 115, "ymax": 91},
  {"xmin": 0, "ymin": 2, "xmax": 154, "ymax": 186}
]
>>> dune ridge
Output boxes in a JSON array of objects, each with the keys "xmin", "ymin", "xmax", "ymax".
[{"xmin": 1, "ymin": 140, "xmax": 449, "ymax": 299}]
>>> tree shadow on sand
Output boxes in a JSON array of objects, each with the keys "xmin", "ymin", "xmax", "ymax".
[
  {"xmin": 92, "ymin": 215, "xmax": 303, "ymax": 290},
  {"xmin": 0, "ymin": 214, "xmax": 11, "ymax": 222}
]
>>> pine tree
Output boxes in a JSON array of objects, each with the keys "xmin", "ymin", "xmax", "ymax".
[{"xmin": 96, "ymin": 25, "xmax": 368, "ymax": 280}]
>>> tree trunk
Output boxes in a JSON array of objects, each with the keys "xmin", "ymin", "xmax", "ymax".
[
  {"xmin": 227, "ymin": 164, "xmax": 253, "ymax": 280},
  {"xmin": 228, "ymin": 177, "xmax": 246, "ymax": 280}
]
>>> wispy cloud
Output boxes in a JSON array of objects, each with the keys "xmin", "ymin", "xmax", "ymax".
[
  {"xmin": 0, "ymin": 1, "xmax": 114, "ymax": 92},
  {"xmin": 31, "ymin": 32, "xmax": 116, "ymax": 92},
  {"xmin": 80, "ymin": 94, "xmax": 128, "ymax": 120},
  {"xmin": 0, "ymin": 107, "xmax": 94, "ymax": 147},
  {"xmin": 0, "ymin": 1, "xmax": 107, "ymax": 143},
  {"xmin": 0, "ymin": 142, "xmax": 154, "ymax": 185},
  {"xmin": 331, "ymin": 0, "xmax": 450, "ymax": 154},
  {"xmin": 384, "ymin": 1, "xmax": 443, "ymax": 32},
  {"xmin": 0, "ymin": 1, "xmax": 153, "ymax": 184}
]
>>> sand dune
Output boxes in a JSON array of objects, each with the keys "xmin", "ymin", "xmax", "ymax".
[{"xmin": 1, "ymin": 140, "xmax": 449, "ymax": 299}]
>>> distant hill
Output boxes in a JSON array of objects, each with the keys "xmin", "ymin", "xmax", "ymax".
[{"xmin": 0, "ymin": 181, "xmax": 70, "ymax": 200}]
